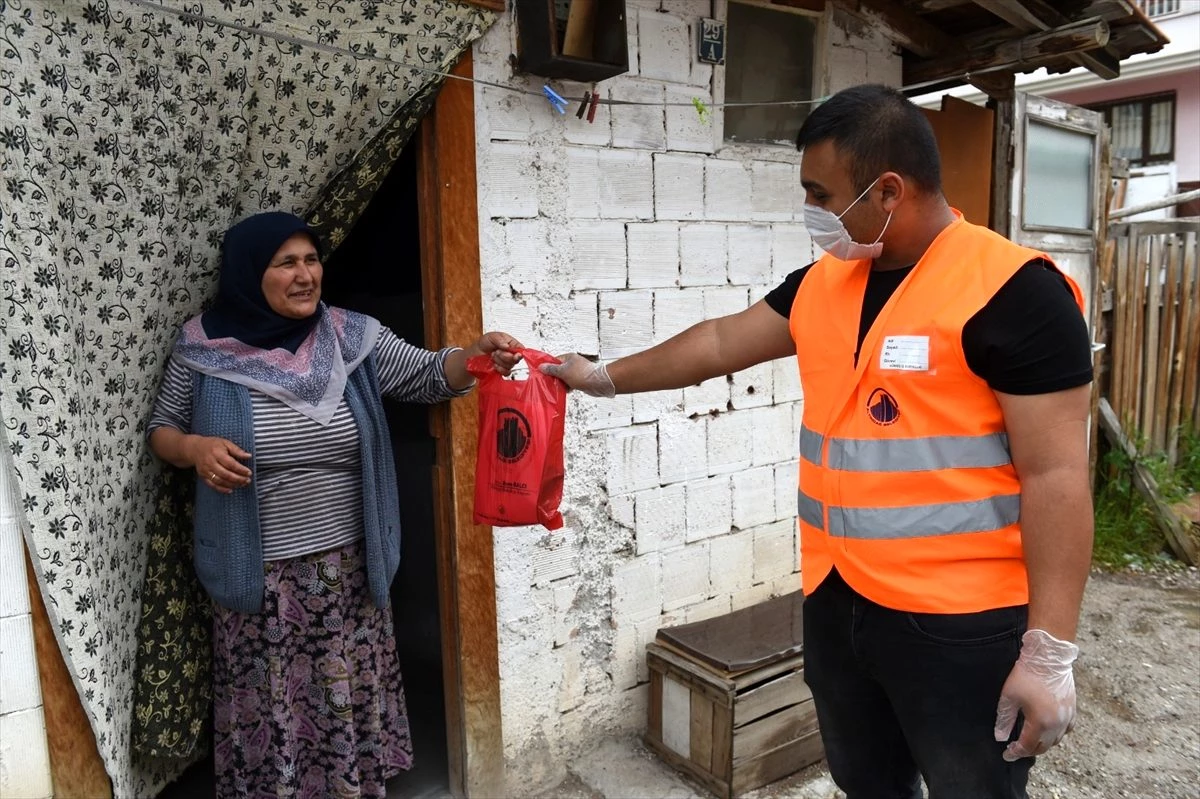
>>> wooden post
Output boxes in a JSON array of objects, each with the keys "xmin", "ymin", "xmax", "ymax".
[
  {"xmin": 1131, "ymin": 232, "xmax": 1147, "ymax": 442},
  {"xmin": 1182, "ymin": 232, "xmax": 1200, "ymax": 430},
  {"xmin": 1142, "ymin": 233, "xmax": 1162, "ymax": 450},
  {"xmin": 1161, "ymin": 235, "xmax": 1180, "ymax": 461}
]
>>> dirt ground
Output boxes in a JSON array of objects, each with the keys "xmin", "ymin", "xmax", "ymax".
[
  {"xmin": 766, "ymin": 566, "xmax": 1200, "ymax": 799},
  {"xmin": 539, "ymin": 566, "xmax": 1200, "ymax": 799}
]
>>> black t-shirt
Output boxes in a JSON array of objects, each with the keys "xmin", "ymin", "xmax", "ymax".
[{"xmin": 763, "ymin": 259, "xmax": 1093, "ymax": 395}]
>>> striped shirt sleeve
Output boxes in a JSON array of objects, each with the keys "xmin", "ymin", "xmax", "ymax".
[
  {"xmin": 374, "ymin": 327, "xmax": 473, "ymax": 404},
  {"xmin": 147, "ymin": 356, "xmax": 194, "ymax": 435}
]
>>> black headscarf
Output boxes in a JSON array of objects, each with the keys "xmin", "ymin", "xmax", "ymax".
[{"xmin": 201, "ymin": 212, "xmax": 324, "ymax": 353}]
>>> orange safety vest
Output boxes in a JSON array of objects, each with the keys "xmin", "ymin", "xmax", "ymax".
[{"xmin": 789, "ymin": 214, "xmax": 1083, "ymax": 614}]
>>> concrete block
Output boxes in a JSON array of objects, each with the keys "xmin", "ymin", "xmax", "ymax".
[
  {"xmin": 553, "ymin": 582, "xmax": 579, "ymax": 647},
  {"xmin": 637, "ymin": 11, "xmax": 692, "ymax": 85},
  {"xmin": 750, "ymin": 404, "xmax": 797, "ymax": 467},
  {"xmin": 731, "ymin": 582, "xmax": 776, "ymax": 610},
  {"xmin": 707, "ymin": 412, "xmax": 753, "ymax": 475},
  {"xmin": 560, "ymin": 81, "xmax": 613, "ymax": 147},
  {"xmin": 727, "ymin": 224, "xmax": 772, "ymax": 286},
  {"xmin": 772, "ymin": 223, "xmax": 816, "ymax": 282},
  {"xmin": 662, "ymin": 543, "xmax": 711, "ymax": 611},
  {"xmin": 605, "ymin": 424, "xmax": 660, "ymax": 495},
  {"xmin": 557, "ymin": 642, "xmax": 585, "ymax": 713},
  {"xmin": 666, "ymin": 85, "xmax": 716, "ymax": 155},
  {"xmin": 685, "ymin": 475, "xmax": 732, "ymax": 543},
  {"xmin": 0, "ymin": 519, "xmax": 29, "ymax": 618},
  {"xmin": 826, "ymin": 45, "xmax": 869, "ymax": 95},
  {"xmin": 570, "ymin": 220, "xmax": 628, "ymax": 290},
  {"xmin": 771, "ymin": 574, "xmax": 801, "ymax": 598},
  {"xmin": 625, "ymin": 5, "xmax": 641, "ymax": 76},
  {"xmin": 635, "ymin": 484, "xmax": 687, "ymax": 555},
  {"xmin": 679, "ymin": 224, "xmax": 728, "ymax": 288},
  {"xmin": 730, "ymin": 361, "xmax": 774, "ymax": 410},
  {"xmin": 0, "ymin": 615, "xmax": 40, "ymax": 714},
  {"xmin": 653, "ymin": 153, "xmax": 705, "ymax": 221},
  {"xmin": 599, "ymin": 290, "xmax": 654, "ymax": 360},
  {"xmin": 627, "ymin": 223, "xmax": 680, "ymax": 289},
  {"xmin": 485, "ymin": 141, "xmax": 539, "ymax": 218},
  {"xmin": 634, "ymin": 618, "xmax": 661, "ymax": 684},
  {"xmin": 705, "ymin": 285, "xmax": 749, "ymax": 319},
  {"xmin": 684, "ymin": 594, "xmax": 733, "ymax": 624},
  {"xmin": 586, "ymin": 394, "xmax": 635, "ymax": 432},
  {"xmin": 705, "ymin": 159, "xmax": 753, "ymax": 221},
  {"xmin": 0, "ymin": 708, "xmax": 51, "ymax": 799},
  {"xmin": 478, "ymin": 84, "xmax": 552, "ymax": 142},
  {"xmin": 610, "ymin": 620, "xmax": 640, "ymax": 691},
  {"xmin": 867, "ymin": 43, "xmax": 902, "ymax": 85},
  {"xmin": 610, "ymin": 78, "xmax": 666, "ymax": 151},
  {"xmin": 752, "ymin": 160, "xmax": 798, "ymax": 221},
  {"xmin": 753, "ymin": 519, "xmax": 798, "ymax": 584},
  {"xmin": 709, "ymin": 532, "xmax": 755, "ymax": 597},
  {"xmin": 572, "ymin": 292, "xmax": 601, "ymax": 357},
  {"xmin": 775, "ymin": 460, "xmax": 799, "ymax": 524},
  {"xmin": 632, "ymin": 388, "xmax": 685, "ymax": 424},
  {"xmin": 657, "ymin": 414, "xmax": 708, "ymax": 485},
  {"xmin": 598, "ymin": 149, "xmax": 655, "ymax": 220},
  {"xmin": 487, "ymin": 295, "xmax": 541, "ymax": 347},
  {"xmin": 732, "ymin": 466, "xmax": 777, "ymax": 531},
  {"xmin": 682, "ymin": 376, "xmax": 729, "ymax": 417},
  {"xmin": 612, "ymin": 552, "xmax": 662, "ymax": 624},
  {"xmin": 503, "ymin": 218, "xmax": 553, "ymax": 294},
  {"xmin": 773, "ymin": 359, "xmax": 803, "ymax": 404},
  {"xmin": 652, "ymin": 287, "xmax": 706, "ymax": 345},
  {"xmin": 567, "ymin": 147, "xmax": 601, "ymax": 218},
  {"xmin": 533, "ymin": 527, "xmax": 580, "ymax": 586},
  {"xmin": 610, "ymin": 492, "xmax": 636, "ymax": 530}
]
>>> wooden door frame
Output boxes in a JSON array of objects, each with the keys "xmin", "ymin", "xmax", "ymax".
[{"xmin": 416, "ymin": 51, "xmax": 505, "ymax": 799}]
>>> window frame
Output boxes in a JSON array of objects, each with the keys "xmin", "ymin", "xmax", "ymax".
[
  {"xmin": 719, "ymin": 0, "xmax": 825, "ymax": 148},
  {"xmin": 1086, "ymin": 92, "xmax": 1176, "ymax": 167},
  {"xmin": 1139, "ymin": 0, "xmax": 1181, "ymax": 19}
]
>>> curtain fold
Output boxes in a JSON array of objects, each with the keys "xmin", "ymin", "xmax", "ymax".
[{"xmin": 0, "ymin": 0, "xmax": 495, "ymax": 793}]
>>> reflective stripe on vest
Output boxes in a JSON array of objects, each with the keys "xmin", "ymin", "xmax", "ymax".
[
  {"xmin": 798, "ymin": 492, "xmax": 1020, "ymax": 539},
  {"xmin": 799, "ymin": 424, "xmax": 1011, "ymax": 472}
]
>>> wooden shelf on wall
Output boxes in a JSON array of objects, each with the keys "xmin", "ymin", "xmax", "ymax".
[{"xmin": 514, "ymin": 0, "xmax": 630, "ymax": 82}]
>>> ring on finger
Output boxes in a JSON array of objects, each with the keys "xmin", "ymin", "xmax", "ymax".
[{"xmin": 210, "ymin": 472, "xmax": 217, "ymax": 481}]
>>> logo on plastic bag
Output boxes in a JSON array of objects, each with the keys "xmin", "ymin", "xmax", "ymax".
[{"xmin": 497, "ymin": 407, "xmax": 531, "ymax": 463}]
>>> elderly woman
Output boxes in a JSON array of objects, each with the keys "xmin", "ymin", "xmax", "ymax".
[{"xmin": 147, "ymin": 211, "xmax": 521, "ymax": 798}]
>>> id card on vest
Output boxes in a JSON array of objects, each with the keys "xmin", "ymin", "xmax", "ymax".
[{"xmin": 879, "ymin": 335, "xmax": 930, "ymax": 372}]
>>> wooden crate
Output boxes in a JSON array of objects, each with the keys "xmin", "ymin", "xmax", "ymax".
[{"xmin": 643, "ymin": 591, "xmax": 823, "ymax": 799}]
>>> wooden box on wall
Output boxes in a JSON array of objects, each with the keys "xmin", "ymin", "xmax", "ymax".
[
  {"xmin": 643, "ymin": 592, "xmax": 823, "ymax": 799},
  {"xmin": 514, "ymin": 0, "xmax": 629, "ymax": 82}
]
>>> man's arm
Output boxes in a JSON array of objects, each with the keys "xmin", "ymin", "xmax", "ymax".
[
  {"xmin": 992, "ymin": 383, "xmax": 1092, "ymax": 761},
  {"xmin": 996, "ymin": 384, "xmax": 1093, "ymax": 639},
  {"xmin": 576, "ymin": 300, "xmax": 796, "ymax": 395}
]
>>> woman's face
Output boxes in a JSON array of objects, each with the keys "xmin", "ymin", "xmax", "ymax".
[{"xmin": 261, "ymin": 232, "xmax": 322, "ymax": 319}]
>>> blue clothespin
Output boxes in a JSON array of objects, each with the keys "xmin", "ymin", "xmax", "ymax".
[{"xmin": 542, "ymin": 84, "xmax": 568, "ymax": 115}]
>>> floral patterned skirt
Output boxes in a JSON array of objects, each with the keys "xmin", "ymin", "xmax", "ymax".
[{"xmin": 211, "ymin": 540, "xmax": 413, "ymax": 799}]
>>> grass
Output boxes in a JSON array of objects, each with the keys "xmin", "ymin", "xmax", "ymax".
[{"xmin": 1091, "ymin": 426, "xmax": 1200, "ymax": 571}]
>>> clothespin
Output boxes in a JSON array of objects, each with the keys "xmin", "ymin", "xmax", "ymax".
[
  {"xmin": 587, "ymin": 90, "xmax": 600, "ymax": 123},
  {"xmin": 576, "ymin": 91, "xmax": 591, "ymax": 119},
  {"xmin": 542, "ymin": 84, "xmax": 568, "ymax": 115}
]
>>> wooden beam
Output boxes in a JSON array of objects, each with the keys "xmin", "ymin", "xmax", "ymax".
[
  {"xmin": 905, "ymin": 16, "xmax": 1110, "ymax": 84},
  {"xmin": 967, "ymin": 69, "xmax": 1015, "ymax": 100},
  {"xmin": 971, "ymin": 0, "xmax": 1121, "ymax": 78},
  {"xmin": 832, "ymin": 0, "xmax": 959, "ymax": 58},
  {"xmin": 1098, "ymin": 398, "xmax": 1200, "ymax": 566},
  {"xmin": 904, "ymin": 0, "xmax": 971, "ymax": 11}
]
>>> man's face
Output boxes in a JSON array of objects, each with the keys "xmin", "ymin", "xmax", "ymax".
[{"xmin": 800, "ymin": 140, "xmax": 887, "ymax": 242}]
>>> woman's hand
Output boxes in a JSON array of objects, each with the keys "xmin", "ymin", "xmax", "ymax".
[
  {"xmin": 186, "ymin": 435, "xmax": 253, "ymax": 495},
  {"xmin": 465, "ymin": 331, "xmax": 525, "ymax": 376}
]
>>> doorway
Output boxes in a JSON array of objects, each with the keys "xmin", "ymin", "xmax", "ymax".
[{"xmin": 323, "ymin": 143, "xmax": 451, "ymax": 798}]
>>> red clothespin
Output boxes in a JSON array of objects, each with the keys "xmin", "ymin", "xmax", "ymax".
[
  {"xmin": 576, "ymin": 91, "xmax": 591, "ymax": 119},
  {"xmin": 586, "ymin": 90, "xmax": 600, "ymax": 123}
]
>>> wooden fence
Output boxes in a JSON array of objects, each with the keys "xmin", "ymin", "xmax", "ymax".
[{"xmin": 1101, "ymin": 219, "xmax": 1200, "ymax": 465}]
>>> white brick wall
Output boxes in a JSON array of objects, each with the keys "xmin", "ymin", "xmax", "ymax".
[
  {"xmin": 684, "ymin": 476, "xmax": 731, "ymax": 543},
  {"xmin": 662, "ymin": 543, "xmax": 710, "ymax": 611},
  {"xmin": 627, "ymin": 223, "xmax": 680, "ymax": 288},
  {"xmin": 1, "ymin": 445, "xmax": 52, "ymax": 799},
  {"xmin": 679, "ymin": 224, "xmax": 728, "ymax": 287},
  {"xmin": 598, "ymin": 149, "xmax": 655, "ymax": 220},
  {"xmin": 653, "ymin": 153, "xmax": 706, "ymax": 221},
  {"xmin": 634, "ymin": 485, "xmax": 686, "ymax": 555}
]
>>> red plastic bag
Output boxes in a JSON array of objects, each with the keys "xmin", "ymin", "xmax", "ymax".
[{"xmin": 468, "ymin": 348, "xmax": 567, "ymax": 530}]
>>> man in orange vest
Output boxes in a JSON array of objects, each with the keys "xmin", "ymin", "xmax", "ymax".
[{"xmin": 543, "ymin": 83, "xmax": 1093, "ymax": 797}]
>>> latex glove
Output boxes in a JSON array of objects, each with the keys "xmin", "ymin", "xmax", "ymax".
[
  {"xmin": 994, "ymin": 629, "xmax": 1079, "ymax": 762},
  {"xmin": 538, "ymin": 353, "xmax": 616, "ymax": 397}
]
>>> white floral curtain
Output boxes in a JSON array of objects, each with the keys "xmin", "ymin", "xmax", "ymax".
[{"xmin": 0, "ymin": 0, "xmax": 494, "ymax": 793}]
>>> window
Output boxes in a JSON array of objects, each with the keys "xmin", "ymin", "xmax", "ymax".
[
  {"xmin": 1023, "ymin": 120, "xmax": 1095, "ymax": 231},
  {"xmin": 1139, "ymin": 0, "xmax": 1180, "ymax": 17},
  {"xmin": 723, "ymin": 2, "xmax": 818, "ymax": 145},
  {"xmin": 1088, "ymin": 94, "xmax": 1175, "ymax": 166}
]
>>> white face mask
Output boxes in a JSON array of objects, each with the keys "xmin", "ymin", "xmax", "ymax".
[{"xmin": 803, "ymin": 177, "xmax": 893, "ymax": 261}]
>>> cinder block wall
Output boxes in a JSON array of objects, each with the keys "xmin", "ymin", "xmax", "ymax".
[
  {"xmin": 1, "ymin": 435, "xmax": 53, "ymax": 799},
  {"xmin": 473, "ymin": 2, "xmax": 900, "ymax": 790}
]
